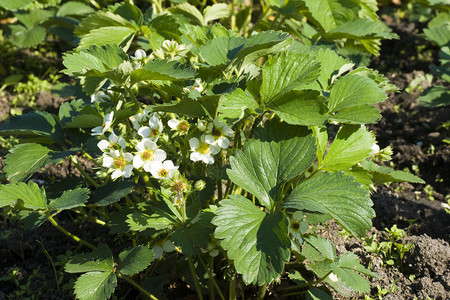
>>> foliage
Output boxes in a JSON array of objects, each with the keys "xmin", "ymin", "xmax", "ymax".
[{"xmin": 0, "ymin": 1, "xmax": 424, "ymax": 299}]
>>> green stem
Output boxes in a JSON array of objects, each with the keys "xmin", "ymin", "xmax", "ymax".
[
  {"xmin": 124, "ymin": 85, "xmax": 143, "ymax": 113},
  {"xmin": 117, "ymin": 273, "xmax": 159, "ymax": 300},
  {"xmin": 70, "ymin": 155, "xmax": 100, "ymax": 188},
  {"xmin": 274, "ymin": 15, "xmax": 287, "ymax": 31},
  {"xmin": 188, "ymin": 257, "xmax": 204, "ymax": 300},
  {"xmin": 257, "ymin": 283, "xmax": 267, "ymax": 300},
  {"xmin": 276, "ymin": 271, "xmax": 332, "ymax": 293},
  {"xmin": 45, "ymin": 212, "xmax": 96, "ymax": 250},
  {"xmin": 198, "ymin": 255, "xmax": 225, "ymax": 300},
  {"xmin": 73, "ymin": 209, "xmax": 107, "ymax": 226}
]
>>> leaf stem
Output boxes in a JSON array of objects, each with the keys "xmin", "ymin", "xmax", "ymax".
[
  {"xmin": 257, "ymin": 283, "xmax": 267, "ymax": 299},
  {"xmin": 124, "ymin": 85, "xmax": 143, "ymax": 113},
  {"xmin": 117, "ymin": 273, "xmax": 159, "ymax": 300},
  {"xmin": 188, "ymin": 257, "xmax": 204, "ymax": 300},
  {"xmin": 45, "ymin": 212, "xmax": 96, "ymax": 250},
  {"xmin": 70, "ymin": 155, "xmax": 100, "ymax": 188},
  {"xmin": 198, "ymin": 255, "xmax": 225, "ymax": 300}
]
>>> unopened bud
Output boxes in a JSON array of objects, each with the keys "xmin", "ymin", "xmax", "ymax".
[{"xmin": 195, "ymin": 180, "xmax": 206, "ymax": 191}]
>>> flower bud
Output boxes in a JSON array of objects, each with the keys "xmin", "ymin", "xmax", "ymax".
[{"xmin": 195, "ymin": 180, "xmax": 206, "ymax": 191}]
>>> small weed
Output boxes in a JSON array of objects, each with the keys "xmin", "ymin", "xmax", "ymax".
[{"xmin": 364, "ymin": 282, "xmax": 398, "ymax": 300}]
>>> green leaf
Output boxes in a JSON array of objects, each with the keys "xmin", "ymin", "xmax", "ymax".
[
  {"xmin": 267, "ymin": 90, "xmax": 329, "ymax": 126},
  {"xmin": 0, "ymin": 182, "xmax": 47, "ymax": 210},
  {"xmin": 131, "ymin": 60, "xmax": 196, "ymax": 85},
  {"xmin": 73, "ymin": 271, "xmax": 117, "ymax": 300},
  {"xmin": 65, "ymin": 245, "xmax": 114, "ymax": 273},
  {"xmin": 321, "ymin": 125, "xmax": 375, "ymax": 170},
  {"xmin": 0, "ymin": 111, "xmax": 65, "ymax": 145},
  {"xmin": 424, "ymin": 25, "xmax": 450, "ymax": 46},
  {"xmin": 92, "ymin": 180, "xmax": 133, "ymax": 206},
  {"xmin": 282, "ymin": 172, "xmax": 374, "ymax": 236},
  {"xmin": 7, "ymin": 24, "xmax": 46, "ymax": 49},
  {"xmin": 59, "ymin": 99, "xmax": 103, "ymax": 128},
  {"xmin": 57, "ymin": 1, "xmax": 95, "ymax": 17},
  {"xmin": 360, "ymin": 161, "xmax": 425, "ymax": 185},
  {"xmin": 0, "ymin": 0, "xmax": 33, "ymax": 11},
  {"xmin": 219, "ymin": 88, "xmax": 259, "ymax": 124},
  {"xmin": 118, "ymin": 245, "xmax": 154, "ymax": 276},
  {"xmin": 304, "ymin": 236, "xmax": 336, "ymax": 261},
  {"xmin": 303, "ymin": 0, "xmax": 358, "ymax": 32},
  {"xmin": 306, "ymin": 287, "xmax": 333, "ymax": 300},
  {"xmin": 315, "ymin": 48, "xmax": 353, "ymax": 91},
  {"xmin": 126, "ymin": 212, "xmax": 173, "ymax": 231},
  {"xmin": 48, "ymin": 188, "xmax": 90, "ymax": 210},
  {"xmin": 261, "ymin": 52, "xmax": 321, "ymax": 104},
  {"xmin": 4, "ymin": 143, "xmax": 55, "ymax": 183},
  {"xmin": 169, "ymin": 2, "xmax": 204, "ymax": 26},
  {"xmin": 148, "ymin": 98, "xmax": 207, "ymax": 118},
  {"xmin": 172, "ymin": 222, "xmax": 211, "ymax": 256},
  {"xmin": 213, "ymin": 195, "xmax": 290, "ymax": 285},
  {"xmin": 15, "ymin": 9, "xmax": 53, "ymax": 29},
  {"xmin": 203, "ymin": 3, "xmax": 230, "ymax": 24},
  {"xmin": 326, "ymin": 19, "xmax": 398, "ymax": 40},
  {"xmin": 75, "ymin": 10, "xmax": 135, "ymax": 36},
  {"xmin": 199, "ymin": 36, "xmax": 246, "ymax": 66},
  {"xmin": 328, "ymin": 75, "xmax": 386, "ymax": 113},
  {"xmin": 227, "ymin": 120, "xmax": 316, "ymax": 209},
  {"xmin": 78, "ymin": 26, "xmax": 136, "ymax": 50},
  {"xmin": 419, "ymin": 86, "xmax": 450, "ymax": 108},
  {"xmin": 330, "ymin": 105, "xmax": 381, "ymax": 124}
]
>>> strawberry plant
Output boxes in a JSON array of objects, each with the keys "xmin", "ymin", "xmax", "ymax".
[{"xmin": 0, "ymin": 1, "xmax": 424, "ymax": 299}]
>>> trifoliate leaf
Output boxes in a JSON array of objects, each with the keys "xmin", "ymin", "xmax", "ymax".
[
  {"xmin": 73, "ymin": 271, "xmax": 117, "ymax": 300},
  {"xmin": 48, "ymin": 188, "xmax": 90, "ymax": 210},
  {"xmin": 282, "ymin": 172, "xmax": 374, "ymax": 237},
  {"xmin": 130, "ymin": 60, "xmax": 196, "ymax": 85},
  {"xmin": 267, "ymin": 90, "xmax": 329, "ymax": 126},
  {"xmin": 227, "ymin": 120, "xmax": 316, "ymax": 209},
  {"xmin": 92, "ymin": 180, "xmax": 133, "ymax": 206},
  {"xmin": 65, "ymin": 245, "xmax": 114, "ymax": 273},
  {"xmin": 212, "ymin": 195, "xmax": 290, "ymax": 285},
  {"xmin": 0, "ymin": 181, "xmax": 47, "ymax": 210},
  {"xmin": 172, "ymin": 222, "xmax": 211, "ymax": 256},
  {"xmin": 328, "ymin": 75, "xmax": 386, "ymax": 113},
  {"xmin": 261, "ymin": 52, "xmax": 321, "ymax": 104},
  {"xmin": 321, "ymin": 125, "xmax": 375, "ymax": 170},
  {"xmin": 117, "ymin": 245, "xmax": 154, "ymax": 276},
  {"xmin": 0, "ymin": 111, "xmax": 65, "ymax": 145},
  {"xmin": 7, "ymin": 24, "xmax": 46, "ymax": 48},
  {"xmin": 331, "ymin": 254, "xmax": 371, "ymax": 293}
]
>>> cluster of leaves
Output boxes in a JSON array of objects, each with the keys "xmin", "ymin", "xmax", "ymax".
[{"xmin": 0, "ymin": 1, "xmax": 424, "ymax": 299}]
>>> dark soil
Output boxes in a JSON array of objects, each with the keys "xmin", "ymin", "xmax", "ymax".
[{"xmin": 0, "ymin": 6, "xmax": 449, "ymax": 300}]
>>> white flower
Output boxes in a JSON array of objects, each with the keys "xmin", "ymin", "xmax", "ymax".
[
  {"xmin": 92, "ymin": 112, "xmax": 114, "ymax": 136},
  {"xmin": 149, "ymin": 48, "xmax": 165, "ymax": 60},
  {"xmin": 150, "ymin": 160, "xmax": 178, "ymax": 179},
  {"xmin": 168, "ymin": 118, "xmax": 190, "ymax": 135},
  {"xmin": 132, "ymin": 49, "xmax": 147, "ymax": 60},
  {"xmin": 91, "ymin": 91, "xmax": 109, "ymax": 103},
  {"xmin": 133, "ymin": 140, "xmax": 167, "ymax": 172},
  {"xmin": 183, "ymin": 79, "xmax": 204, "ymax": 94},
  {"xmin": 197, "ymin": 120, "xmax": 208, "ymax": 131},
  {"xmin": 152, "ymin": 240, "xmax": 176, "ymax": 259},
  {"xmin": 130, "ymin": 110, "xmax": 151, "ymax": 130},
  {"xmin": 189, "ymin": 135, "xmax": 221, "ymax": 164},
  {"xmin": 102, "ymin": 150, "xmax": 134, "ymax": 180},
  {"xmin": 328, "ymin": 272, "xmax": 339, "ymax": 282},
  {"xmin": 137, "ymin": 114, "xmax": 163, "ymax": 141},
  {"xmin": 371, "ymin": 142, "xmax": 380, "ymax": 154},
  {"xmin": 97, "ymin": 132, "xmax": 126, "ymax": 152},
  {"xmin": 204, "ymin": 118, "xmax": 234, "ymax": 149}
]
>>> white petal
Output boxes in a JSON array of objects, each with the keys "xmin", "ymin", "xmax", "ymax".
[
  {"xmin": 143, "ymin": 140, "xmax": 158, "ymax": 150},
  {"xmin": 143, "ymin": 161, "xmax": 154, "ymax": 172},
  {"xmin": 154, "ymin": 149, "xmax": 167, "ymax": 162},
  {"xmin": 138, "ymin": 126, "xmax": 151, "ymax": 138},
  {"xmin": 168, "ymin": 119, "xmax": 179, "ymax": 129},
  {"xmin": 190, "ymin": 152, "xmax": 202, "ymax": 162},
  {"xmin": 213, "ymin": 118, "xmax": 224, "ymax": 128},
  {"xmin": 163, "ymin": 160, "xmax": 175, "ymax": 170},
  {"xmin": 162, "ymin": 240, "xmax": 176, "ymax": 252},
  {"xmin": 97, "ymin": 140, "xmax": 110, "ymax": 151},
  {"xmin": 102, "ymin": 156, "xmax": 114, "ymax": 168},
  {"xmin": 217, "ymin": 137, "xmax": 230, "ymax": 149},
  {"xmin": 189, "ymin": 137, "xmax": 199, "ymax": 149},
  {"xmin": 133, "ymin": 156, "xmax": 144, "ymax": 169},
  {"xmin": 134, "ymin": 49, "xmax": 146, "ymax": 60},
  {"xmin": 117, "ymin": 137, "xmax": 126, "ymax": 149},
  {"xmin": 109, "ymin": 132, "xmax": 118, "ymax": 143},
  {"xmin": 210, "ymin": 145, "xmax": 221, "ymax": 155},
  {"xmin": 91, "ymin": 126, "xmax": 102, "ymax": 136},
  {"xmin": 123, "ymin": 153, "xmax": 134, "ymax": 162},
  {"xmin": 111, "ymin": 169, "xmax": 123, "ymax": 180},
  {"xmin": 122, "ymin": 165, "xmax": 134, "ymax": 178},
  {"xmin": 223, "ymin": 125, "xmax": 234, "ymax": 137},
  {"xmin": 204, "ymin": 134, "xmax": 216, "ymax": 145},
  {"xmin": 202, "ymin": 154, "xmax": 214, "ymax": 164},
  {"xmin": 152, "ymin": 246, "xmax": 163, "ymax": 259}
]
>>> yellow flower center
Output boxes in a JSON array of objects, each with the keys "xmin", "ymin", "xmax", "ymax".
[
  {"xmin": 212, "ymin": 126, "xmax": 222, "ymax": 138},
  {"xmin": 141, "ymin": 150, "xmax": 154, "ymax": 161},
  {"xmin": 179, "ymin": 121, "xmax": 189, "ymax": 133},
  {"xmin": 158, "ymin": 168, "xmax": 168, "ymax": 177},
  {"xmin": 114, "ymin": 158, "xmax": 126, "ymax": 169},
  {"xmin": 150, "ymin": 128, "xmax": 159, "ymax": 138},
  {"xmin": 197, "ymin": 142, "xmax": 210, "ymax": 155}
]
